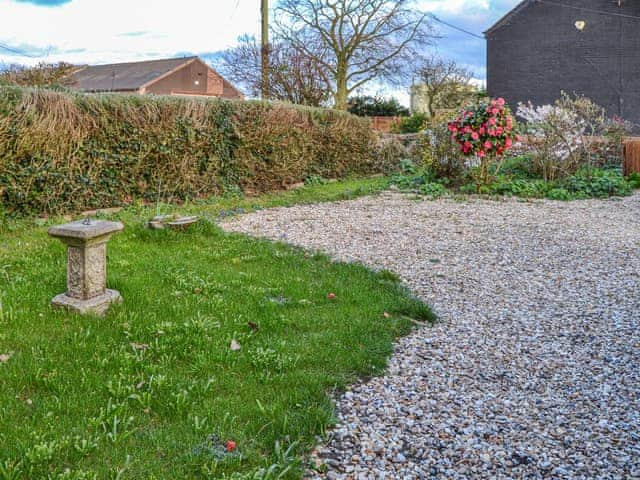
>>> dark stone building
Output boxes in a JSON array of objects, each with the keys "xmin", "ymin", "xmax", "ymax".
[{"xmin": 486, "ymin": 0, "xmax": 640, "ymax": 129}]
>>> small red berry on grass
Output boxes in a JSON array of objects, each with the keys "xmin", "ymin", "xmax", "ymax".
[
  {"xmin": 225, "ymin": 440, "xmax": 237, "ymax": 452},
  {"xmin": 327, "ymin": 292, "xmax": 336, "ymax": 300}
]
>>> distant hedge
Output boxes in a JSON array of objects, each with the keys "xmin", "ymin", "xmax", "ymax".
[{"xmin": 0, "ymin": 87, "xmax": 390, "ymax": 215}]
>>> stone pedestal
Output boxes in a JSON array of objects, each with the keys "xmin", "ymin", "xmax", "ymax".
[{"xmin": 48, "ymin": 220, "xmax": 124, "ymax": 315}]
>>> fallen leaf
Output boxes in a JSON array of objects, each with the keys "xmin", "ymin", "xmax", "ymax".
[
  {"xmin": 383, "ymin": 312, "xmax": 391, "ymax": 318},
  {"xmin": 130, "ymin": 342, "xmax": 149, "ymax": 351},
  {"xmin": 0, "ymin": 353, "xmax": 11, "ymax": 363},
  {"xmin": 230, "ymin": 339, "xmax": 241, "ymax": 351},
  {"xmin": 248, "ymin": 321, "xmax": 259, "ymax": 332}
]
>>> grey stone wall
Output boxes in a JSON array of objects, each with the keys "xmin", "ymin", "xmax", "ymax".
[{"xmin": 487, "ymin": 0, "xmax": 640, "ymax": 130}]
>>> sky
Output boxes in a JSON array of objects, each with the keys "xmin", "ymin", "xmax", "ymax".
[{"xmin": 0, "ymin": 0, "xmax": 521, "ymax": 101}]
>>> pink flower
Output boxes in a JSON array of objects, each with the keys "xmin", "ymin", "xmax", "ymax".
[
  {"xmin": 471, "ymin": 131, "xmax": 480, "ymax": 140},
  {"xmin": 484, "ymin": 140, "xmax": 493, "ymax": 150},
  {"xmin": 226, "ymin": 440, "xmax": 237, "ymax": 452},
  {"xmin": 489, "ymin": 117, "xmax": 497, "ymax": 126},
  {"xmin": 479, "ymin": 126, "xmax": 486, "ymax": 135},
  {"xmin": 496, "ymin": 98, "xmax": 506, "ymax": 106},
  {"xmin": 505, "ymin": 138, "xmax": 513, "ymax": 148},
  {"xmin": 496, "ymin": 126, "xmax": 504, "ymax": 135},
  {"xmin": 477, "ymin": 150, "xmax": 486, "ymax": 158}
]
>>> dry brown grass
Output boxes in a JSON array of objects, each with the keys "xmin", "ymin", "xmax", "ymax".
[{"xmin": 0, "ymin": 87, "xmax": 387, "ymax": 215}]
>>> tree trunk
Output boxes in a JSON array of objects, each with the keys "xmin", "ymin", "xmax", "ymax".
[
  {"xmin": 334, "ymin": 62, "xmax": 348, "ymax": 110},
  {"xmin": 427, "ymin": 96, "xmax": 434, "ymax": 119},
  {"xmin": 261, "ymin": 0, "xmax": 270, "ymax": 100}
]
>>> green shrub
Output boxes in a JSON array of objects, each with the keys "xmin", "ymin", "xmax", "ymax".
[
  {"xmin": 627, "ymin": 172, "xmax": 640, "ymax": 189},
  {"xmin": 418, "ymin": 182, "xmax": 446, "ymax": 198},
  {"xmin": 486, "ymin": 177, "xmax": 551, "ymax": 198},
  {"xmin": 546, "ymin": 188, "xmax": 572, "ymax": 200},
  {"xmin": 473, "ymin": 165, "xmax": 633, "ymax": 201},
  {"xmin": 347, "ymin": 95, "xmax": 409, "ymax": 117},
  {"xmin": 496, "ymin": 155, "xmax": 537, "ymax": 179},
  {"xmin": 389, "ymin": 161, "xmax": 447, "ymax": 197},
  {"xmin": 394, "ymin": 113, "xmax": 427, "ymax": 134},
  {"xmin": 561, "ymin": 168, "xmax": 631, "ymax": 198},
  {"xmin": 0, "ymin": 87, "xmax": 387, "ymax": 215}
]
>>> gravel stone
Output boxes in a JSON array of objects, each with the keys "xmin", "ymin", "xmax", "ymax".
[{"xmin": 222, "ymin": 192, "xmax": 640, "ymax": 479}]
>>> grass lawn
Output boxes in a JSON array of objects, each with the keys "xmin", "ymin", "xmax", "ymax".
[{"xmin": 0, "ymin": 177, "xmax": 433, "ymax": 479}]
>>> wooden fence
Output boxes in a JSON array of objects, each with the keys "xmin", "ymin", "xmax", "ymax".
[
  {"xmin": 623, "ymin": 139, "xmax": 640, "ymax": 175},
  {"xmin": 370, "ymin": 116, "xmax": 400, "ymax": 133}
]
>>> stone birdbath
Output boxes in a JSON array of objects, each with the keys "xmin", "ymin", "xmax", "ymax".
[
  {"xmin": 48, "ymin": 219, "xmax": 124, "ymax": 315},
  {"xmin": 147, "ymin": 214, "xmax": 200, "ymax": 230}
]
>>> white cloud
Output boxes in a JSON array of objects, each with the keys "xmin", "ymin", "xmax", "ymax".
[
  {"xmin": 420, "ymin": 0, "xmax": 490, "ymax": 16},
  {"xmin": 0, "ymin": 0, "xmax": 262, "ymax": 65},
  {"xmin": 0, "ymin": 0, "xmax": 516, "ymax": 106}
]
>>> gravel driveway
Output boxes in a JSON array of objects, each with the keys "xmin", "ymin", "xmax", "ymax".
[{"xmin": 222, "ymin": 192, "xmax": 640, "ymax": 480}]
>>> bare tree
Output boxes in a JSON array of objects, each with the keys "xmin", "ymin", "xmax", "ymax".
[
  {"xmin": 218, "ymin": 35, "xmax": 332, "ymax": 106},
  {"xmin": 412, "ymin": 56, "xmax": 474, "ymax": 118},
  {"xmin": 276, "ymin": 0, "xmax": 434, "ymax": 110}
]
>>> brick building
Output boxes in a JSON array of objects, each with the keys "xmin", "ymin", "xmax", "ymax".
[{"xmin": 69, "ymin": 56, "xmax": 243, "ymax": 99}]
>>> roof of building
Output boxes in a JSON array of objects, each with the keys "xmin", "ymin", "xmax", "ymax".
[
  {"xmin": 484, "ymin": 0, "xmax": 533, "ymax": 37},
  {"xmin": 70, "ymin": 56, "xmax": 200, "ymax": 92}
]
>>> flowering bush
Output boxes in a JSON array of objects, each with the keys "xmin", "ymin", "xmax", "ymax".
[
  {"xmin": 517, "ymin": 93, "xmax": 630, "ymax": 181},
  {"xmin": 516, "ymin": 102, "xmax": 584, "ymax": 180},
  {"xmin": 448, "ymin": 98, "xmax": 519, "ymax": 184}
]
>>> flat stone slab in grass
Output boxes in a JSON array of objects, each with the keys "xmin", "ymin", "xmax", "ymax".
[
  {"xmin": 147, "ymin": 215, "xmax": 200, "ymax": 230},
  {"xmin": 222, "ymin": 192, "xmax": 640, "ymax": 479}
]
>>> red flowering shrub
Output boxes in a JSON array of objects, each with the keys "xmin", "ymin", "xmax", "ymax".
[{"xmin": 448, "ymin": 98, "xmax": 519, "ymax": 184}]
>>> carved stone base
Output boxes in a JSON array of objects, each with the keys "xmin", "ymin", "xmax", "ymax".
[{"xmin": 51, "ymin": 289, "xmax": 122, "ymax": 316}]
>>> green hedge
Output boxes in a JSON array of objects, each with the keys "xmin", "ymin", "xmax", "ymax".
[{"xmin": 0, "ymin": 87, "xmax": 386, "ymax": 215}]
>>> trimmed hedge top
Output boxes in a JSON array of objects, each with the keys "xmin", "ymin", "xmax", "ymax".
[{"xmin": 0, "ymin": 87, "xmax": 384, "ymax": 215}]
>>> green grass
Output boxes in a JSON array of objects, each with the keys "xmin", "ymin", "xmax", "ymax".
[
  {"xmin": 0, "ymin": 176, "xmax": 390, "ymax": 238},
  {"xmin": 0, "ymin": 177, "xmax": 433, "ymax": 479}
]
